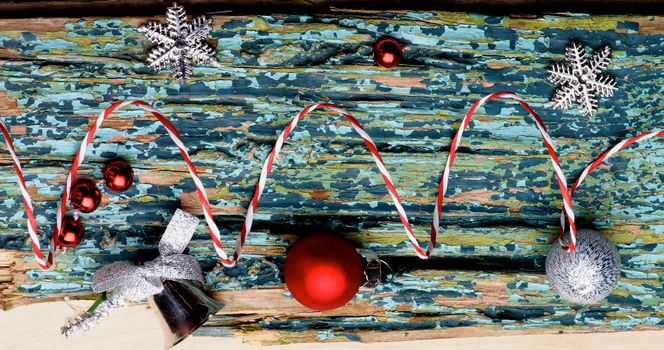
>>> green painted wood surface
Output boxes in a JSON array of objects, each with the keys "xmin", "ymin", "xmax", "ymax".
[{"xmin": 0, "ymin": 11, "xmax": 662, "ymax": 344}]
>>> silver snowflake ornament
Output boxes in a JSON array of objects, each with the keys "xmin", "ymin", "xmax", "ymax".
[
  {"xmin": 139, "ymin": 2, "xmax": 218, "ymax": 83},
  {"xmin": 547, "ymin": 41, "xmax": 617, "ymax": 117}
]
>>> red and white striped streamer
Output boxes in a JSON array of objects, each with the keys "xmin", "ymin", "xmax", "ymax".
[
  {"xmin": 232, "ymin": 92, "xmax": 576, "ymax": 264},
  {"xmin": 230, "ymin": 102, "xmax": 435, "ymax": 263},
  {"xmin": 560, "ymin": 129, "xmax": 663, "ymax": 235},
  {"xmin": 24, "ymin": 93, "xmax": 583, "ymax": 269},
  {"xmin": 434, "ymin": 92, "xmax": 578, "ymax": 251},
  {"xmin": 0, "ymin": 121, "xmax": 47, "ymax": 269},
  {"xmin": 47, "ymin": 101, "xmax": 225, "ymax": 270}
]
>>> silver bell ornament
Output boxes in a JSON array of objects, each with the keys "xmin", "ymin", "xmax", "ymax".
[
  {"xmin": 150, "ymin": 279, "xmax": 222, "ymax": 348},
  {"xmin": 61, "ymin": 209, "xmax": 222, "ymax": 348},
  {"xmin": 546, "ymin": 229, "xmax": 621, "ymax": 304}
]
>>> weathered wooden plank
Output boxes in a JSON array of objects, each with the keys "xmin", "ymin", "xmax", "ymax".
[
  {"xmin": 0, "ymin": 0, "xmax": 662, "ymax": 17},
  {"xmin": 3, "ymin": 249, "xmax": 662, "ymax": 340},
  {"xmin": 0, "ymin": 11, "xmax": 662, "ymax": 343}
]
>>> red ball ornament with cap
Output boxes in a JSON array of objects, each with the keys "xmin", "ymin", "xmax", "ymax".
[
  {"xmin": 70, "ymin": 178, "xmax": 102, "ymax": 213},
  {"xmin": 102, "ymin": 160, "xmax": 134, "ymax": 192},
  {"xmin": 55, "ymin": 216, "xmax": 84, "ymax": 247},
  {"xmin": 284, "ymin": 233, "xmax": 363, "ymax": 311},
  {"xmin": 373, "ymin": 36, "xmax": 403, "ymax": 68}
]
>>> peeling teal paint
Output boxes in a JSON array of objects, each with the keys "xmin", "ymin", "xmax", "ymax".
[{"xmin": 0, "ymin": 11, "xmax": 662, "ymax": 342}]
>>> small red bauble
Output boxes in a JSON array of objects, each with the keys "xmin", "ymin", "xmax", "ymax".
[
  {"xmin": 55, "ymin": 216, "xmax": 84, "ymax": 247},
  {"xmin": 373, "ymin": 37, "xmax": 403, "ymax": 68},
  {"xmin": 70, "ymin": 178, "xmax": 102, "ymax": 213},
  {"xmin": 102, "ymin": 160, "xmax": 134, "ymax": 192},
  {"xmin": 284, "ymin": 233, "xmax": 363, "ymax": 311}
]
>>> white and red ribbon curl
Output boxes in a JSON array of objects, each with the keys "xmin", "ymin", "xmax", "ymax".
[
  {"xmin": 435, "ymin": 92, "xmax": 578, "ymax": 252},
  {"xmin": 47, "ymin": 101, "xmax": 225, "ymax": 270},
  {"xmin": 229, "ymin": 102, "xmax": 436, "ymax": 263},
  {"xmin": 0, "ymin": 121, "xmax": 47, "ymax": 269},
  {"xmin": 230, "ymin": 92, "xmax": 577, "ymax": 264},
  {"xmin": 560, "ymin": 129, "xmax": 663, "ymax": 239}
]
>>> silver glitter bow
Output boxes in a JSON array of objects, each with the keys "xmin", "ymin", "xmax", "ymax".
[
  {"xmin": 62, "ymin": 209, "xmax": 202, "ymax": 336},
  {"xmin": 93, "ymin": 209, "xmax": 203, "ymax": 300}
]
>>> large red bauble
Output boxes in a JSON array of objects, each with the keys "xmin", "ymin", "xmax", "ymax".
[
  {"xmin": 373, "ymin": 37, "xmax": 403, "ymax": 68},
  {"xmin": 70, "ymin": 178, "xmax": 102, "ymax": 213},
  {"xmin": 102, "ymin": 160, "xmax": 134, "ymax": 192},
  {"xmin": 55, "ymin": 216, "xmax": 84, "ymax": 247},
  {"xmin": 284, "ymin": 233, "xmax": 363, "ymax": 311}
]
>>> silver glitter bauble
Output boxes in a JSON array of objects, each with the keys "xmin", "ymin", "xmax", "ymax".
[{"xmin": 546, "ymin": 229, "xmax": 621, "ymax": 304}]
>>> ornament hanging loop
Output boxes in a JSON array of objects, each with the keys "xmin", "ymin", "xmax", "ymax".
[
  {"xmin": 439, "ymin": 91, "xmax": 577, "ymax": 252},
  {"xmin": 359, "ymin": 249, "xmax": 393, "ymax": 289},
  {"xmin": 558, "ymin": 129, "xmax": 664, "ymax": 249},
  {"xmin": 229, "ymin": 102, "xmax": 440, "ymax": 266},
  {"xmin": 548, "ymin": 129, "xmax": 662, "ymax": 304}
]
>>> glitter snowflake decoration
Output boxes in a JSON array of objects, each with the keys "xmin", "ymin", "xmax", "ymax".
[
  {"xmin": 138, "ymin": 2, "xmax": 218, "ymax": 83},
  {"xmin": 547, "ymin": 41, "xmax": 617, "ymax": 117}
]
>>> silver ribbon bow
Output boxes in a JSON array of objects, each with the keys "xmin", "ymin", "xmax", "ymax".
[
  {"xmin": 93, "ymin": 208, "xmax": 204, "ymax": 301},
  {"xmin": 62, "ymin": 209, "xmax": 202, "ymax": 337}
]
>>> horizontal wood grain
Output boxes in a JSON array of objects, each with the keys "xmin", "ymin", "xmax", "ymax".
[
  {"xmin": 2, "ymin": 300, "xmax": 664, "ymax": 349},
  {"xmin": 0, "ymin": 10, "xmax": 662, "ymax": 344},
  {"xmin": 0, "ymin": 1, "xmax": 663, "ymax": 17}
]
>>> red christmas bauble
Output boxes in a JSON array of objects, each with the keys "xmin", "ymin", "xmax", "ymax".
[
  {"xmin": 284, "ymin": 233, "xmax": 363, "ymax": 311},
  {"xmin": 70, "ymin": 178, "xmax": 102, "ymax": 213},
  {"xmin": 102, "ymin": 160, "xmax": 134, "ymax": 192},
  {"xmin": 55, "ymin": 216, "xmax": 84, "ymax": 247},
  {"xmin": 373, "ymin": 37, "xmax": 403, "ymax": 68}
]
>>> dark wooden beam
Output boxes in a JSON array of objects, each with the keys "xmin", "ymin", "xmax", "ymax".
[{"xmin": 0, "ymin": 0, "xmax": 662, "ymax": 17}]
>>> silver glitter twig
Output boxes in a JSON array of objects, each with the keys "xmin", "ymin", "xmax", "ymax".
[{"xmin": 61, "ymin": 293, "xmax": 125, "ymax": 337}]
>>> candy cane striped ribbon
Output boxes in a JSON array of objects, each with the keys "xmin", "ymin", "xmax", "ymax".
[
  {"xmin": 47, "ymin": 101, "xmax": 224, "ymax": 270},
  {"xmin": 436, "ymin": 91, "xmax": 578, "ymax": 251},
  {"xmin": 233, "ymin": 91, "xmax": 576, "ymax": 264},
  {"xmin": 230, "ymin": 102, "xmax": 435, "ymax": 263},
  {"xmin": 0, "ymin": 121, "xmax": 48, "ymax": 269},
  {"xmin": 27, "ymin": 93, "xmax": 581, "ymax": 269},
  {"xmin": 560, "ymin": 129, "xmax": 663, "ymax": 238}
]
